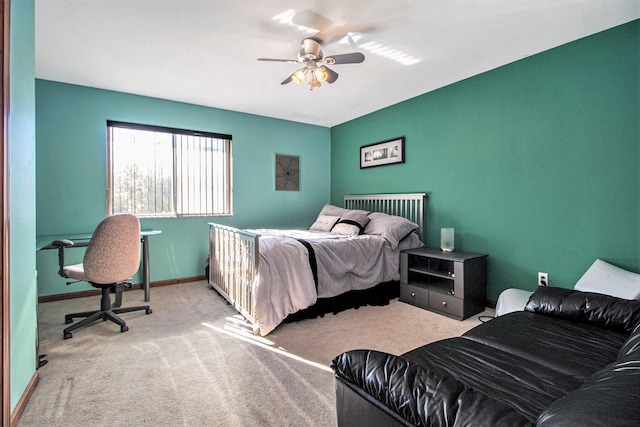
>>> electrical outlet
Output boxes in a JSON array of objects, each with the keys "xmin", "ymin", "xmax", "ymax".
[{"xmin": 538, "ymin": 272, "xmax": 548, "ymax": 287}]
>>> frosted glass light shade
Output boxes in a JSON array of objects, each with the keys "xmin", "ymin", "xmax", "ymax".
[
  {"xmin": 291, "ymin": 68, "xmax": 307, "ymax": 84},
  {"xmin": 314, "ymin": 66, "xmax": 328, "ymax": 82},
  {"xmin": 441, "ymin": 228, "xmax": 455, "ymax": 252}
]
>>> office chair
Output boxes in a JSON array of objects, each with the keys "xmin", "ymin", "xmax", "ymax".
[{"xmin": 53, "ymin": 214, "xmax": 152, "ymax": 339}]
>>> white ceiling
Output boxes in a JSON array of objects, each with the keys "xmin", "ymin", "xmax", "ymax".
[{"xmin": 35, "ymin": 0, "xmax": 640, "ymax": 128}]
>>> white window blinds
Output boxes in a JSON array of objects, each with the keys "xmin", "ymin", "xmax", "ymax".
[{"xmin": 108, "ymin": 121, "xmax": 232, "ymax": 217}]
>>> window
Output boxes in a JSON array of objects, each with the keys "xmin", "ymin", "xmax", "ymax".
[{"xmin": 107, "ymin": 121, "xmax": 232, "ymax": 217}]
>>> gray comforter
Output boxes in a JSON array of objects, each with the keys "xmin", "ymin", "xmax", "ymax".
[{"xmin": 248, "ymin": 229, "xmax": 422, "ymax": 335}]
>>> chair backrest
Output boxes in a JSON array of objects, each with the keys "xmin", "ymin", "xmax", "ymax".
[{"xmin": 82, "ymin": 214, "xmax": 141, "ymax": 284}]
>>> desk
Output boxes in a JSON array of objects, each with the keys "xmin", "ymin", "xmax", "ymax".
[{"xmin": 37, "ymin": 230, "xmax": 162, "ymax": 302}]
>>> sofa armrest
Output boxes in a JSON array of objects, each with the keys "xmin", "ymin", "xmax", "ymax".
[
  {"xmin": 525, "ymin": 286, "xmax": 640, "ymax": 333},
  {"xmin": 330, "ymin": 349, "xmax": 533, "ymax": 427}
]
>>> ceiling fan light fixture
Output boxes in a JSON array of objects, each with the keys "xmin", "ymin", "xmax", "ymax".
[
  {"xmin": 291, "ymin": 68, "xmax": 307, "ymax": 84},
  {"xmin": 259, "ymin": 35, "xmax": 365, "ymax": 90},
  {"xmin": 309, "ymin": 75, "xmax": 321, "ymax": 90},
  {"xmin": 314, "ymin": 66, "xmax": 328, "ymax": 83}
]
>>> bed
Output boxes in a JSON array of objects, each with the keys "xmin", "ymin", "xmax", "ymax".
[{"xmin": 208, "ymin": 193, "xmax": 426, "ymax": 335}]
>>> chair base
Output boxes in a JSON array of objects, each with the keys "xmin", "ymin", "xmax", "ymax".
[{"xmin": 63, "ymin": 284, "xmax": 152, "ymax": 339}]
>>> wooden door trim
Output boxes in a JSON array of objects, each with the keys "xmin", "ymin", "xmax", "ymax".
[{"xmin": 1, "ymin": 0, "xmax": 10, "ymax": 425}]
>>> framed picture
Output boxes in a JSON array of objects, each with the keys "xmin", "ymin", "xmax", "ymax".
[
  {"xmin": 275, "ymin": 154, "xmax": 300, "ymax": 191},
  {"xmin": 360, "ymin": 137, "xmax": 405, "ymax": 169}
]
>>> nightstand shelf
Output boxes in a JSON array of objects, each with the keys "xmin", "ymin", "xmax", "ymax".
[{"xmin": 400, "ymin": 247, "xmax": 487, "ymax": 320}]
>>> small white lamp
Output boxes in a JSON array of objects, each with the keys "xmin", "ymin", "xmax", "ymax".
[{"xmin": 441, "ymin": 228, "xmax": 454, "ymax": 252}]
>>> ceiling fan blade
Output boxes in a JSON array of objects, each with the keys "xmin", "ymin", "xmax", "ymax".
[
  {"xmin": 258, "ymin": 58, "xmax": 300, "ymax": 64},
  {"xmin": 292, "ymin": 10, "xmax": 333, "ymax": 34},
  {"xmin": 324, "ymin": 66, "xmax": 339, "ymax": 84},
  {"xmin": 292, "ymin": 10, "xmax": 379, "ymax": 46},
  {"xmin": 281, "ymin": 75, "xmax": 293, "ymax": 85},
  {"xmin": 325, "ymin": 52, "xmax": 365, "ymax": 65}
]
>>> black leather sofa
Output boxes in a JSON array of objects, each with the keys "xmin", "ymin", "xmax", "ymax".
[{"xmin": 330, "ymin": 287, "xmax": 640, "ymax": 426}]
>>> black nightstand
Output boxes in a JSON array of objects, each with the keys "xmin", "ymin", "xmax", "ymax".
[{"xmin": 400, "ymin": 247, "xmax": 488, "ymax": 320}]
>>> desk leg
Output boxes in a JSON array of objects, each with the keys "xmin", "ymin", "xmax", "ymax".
[{"xmin": 142, "ymin": 236, "xmax": 150, "ymax": 302}]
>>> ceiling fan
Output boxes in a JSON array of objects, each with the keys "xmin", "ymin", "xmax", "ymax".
[{"xmin": 258, "ymin": 37, "xmax": 365, "ymax": 90}]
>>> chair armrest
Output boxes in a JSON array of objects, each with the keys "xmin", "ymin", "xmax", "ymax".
[
  {"xmin": 51, "ymin": 239, "xmax": 74, "ymax": 248},
  {"xmin": 51, "ymin": 239, "xmax": 75, "ymax": 278}
]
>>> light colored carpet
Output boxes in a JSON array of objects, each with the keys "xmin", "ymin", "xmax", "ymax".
[{"xmin": 18, "ymin": 281, "xmax": 493, "ymax": 426}]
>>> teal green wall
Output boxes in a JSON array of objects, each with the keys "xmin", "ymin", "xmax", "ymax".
[
  {"xmin": 331, "ymin": 21, "xmax": 640, "ymax": 301},
  {"xmin": 35, "ymin": 81, "xmax": 331, "ymax": 296},
  {"xmin": 15, "ymin": 11, "xmax": 640, "ymax": 422},
  {"xmin": 10, "ymin": 0, "xmax": 37, "ymax": 413}
]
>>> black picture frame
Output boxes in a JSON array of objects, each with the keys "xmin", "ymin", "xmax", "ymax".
[
  {"xmin": 360, "ymin": 137, "xmax": 405, "ymax": 169},
  {"xmin": 275, "ymin": 154, "xmax": 300, "ymax": 191}
]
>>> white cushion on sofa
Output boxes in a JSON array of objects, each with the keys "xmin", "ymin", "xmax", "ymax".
[
  {"xmin": 495, "ymin": 288, "xmax": 533, "ymax": 316},
  {"xmin": 574, "ymin": 259, "xmax": 640, "ymax": 300}
]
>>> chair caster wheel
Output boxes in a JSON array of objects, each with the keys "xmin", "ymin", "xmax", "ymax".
[
  {"xmin": 64, "ymin": 332, "xmax": 72, "ymax": 339},
  {"xmin": 146, "ymin": 308, "xmax": 152, "ymax": 314},
  {"xmin": 65, "ymin": 316, "xmax": 73, "ymax": 324},
  {"xmin": 120, "ymin": 325, "xmax": 129, "ymax": 333}
]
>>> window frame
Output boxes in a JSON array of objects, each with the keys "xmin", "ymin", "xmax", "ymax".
[{"xmin": 106, "ymin": 120, "xmax": 233, "ymax": 218}]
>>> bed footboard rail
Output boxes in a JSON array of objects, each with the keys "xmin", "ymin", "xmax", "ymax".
[{"xmin": 208, "ymin": 223, "xmax": 259, "ymax": 323}]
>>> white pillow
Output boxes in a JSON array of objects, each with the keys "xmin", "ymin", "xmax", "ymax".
[
  {"xmin": 310, "ymin": 214, "xmax": 340, "ymax": 232},
  {"xmin": 332, "ymin": 211, "xmax": 370, "ymax": 236},
  {"xmin": 364, "ymin": 212, "xmax": 419, "ymax": 249},
  {"xmin": 318, "ymin": 204, "xmax": 346, "ymax": 217},
  {"xmin": 574, "ymin": 259, "xmax": 640, "ymax": 300}
]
